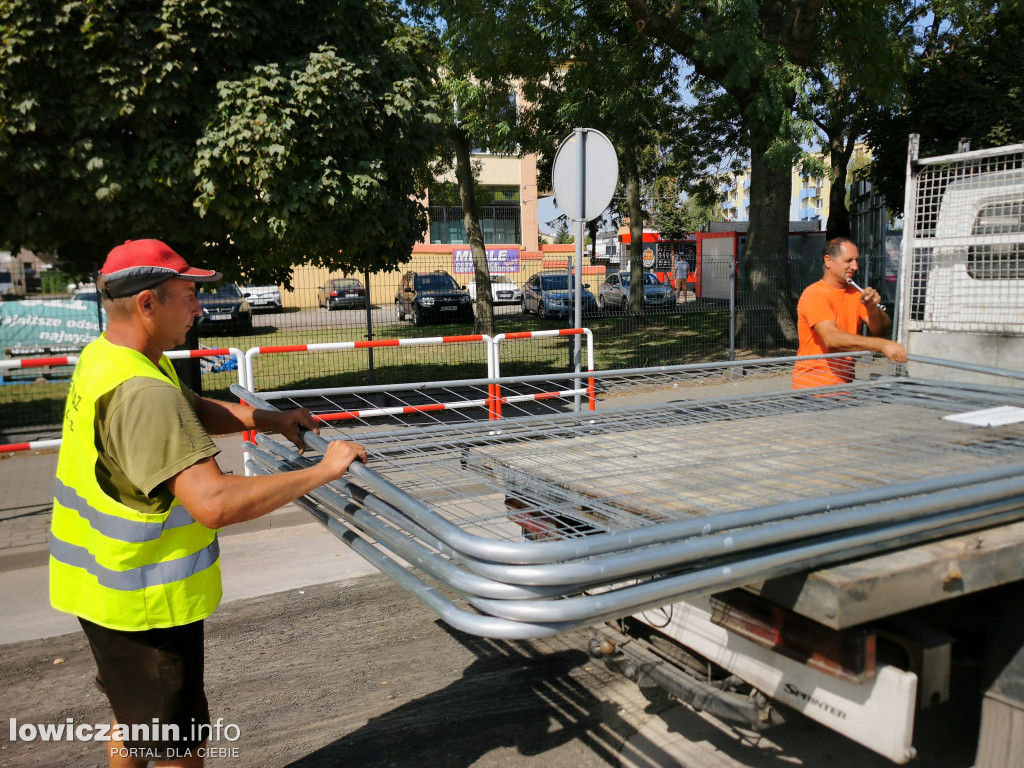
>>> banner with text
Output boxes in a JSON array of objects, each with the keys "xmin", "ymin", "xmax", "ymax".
[
  {"xmin": 1, "ymin": 300, "xmax": 103, "ymax": 353},
  {"xmin": 452, "ymin": 248, "xmax": 520, "ymax": 275}
]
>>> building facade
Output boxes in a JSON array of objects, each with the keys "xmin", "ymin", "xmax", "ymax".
[
  {"xmin": 718, "ymin": 143, "xmax": 872, "ymax": 228},
  {"xmin": 426, "ymin": 146, "xmax": 540, "ymax": 253}
]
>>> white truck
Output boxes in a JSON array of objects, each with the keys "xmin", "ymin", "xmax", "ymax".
[{"xmin": 589, "ymin": 137, "xmax": 1024, "ymax": 765}]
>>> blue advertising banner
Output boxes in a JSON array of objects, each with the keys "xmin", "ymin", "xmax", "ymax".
[
  {"xmin": 1, "ymin": 299, "xmax": 104, "ymax": 353},
  {"xmin": 452, "ymin": 248, "xmax": 520, "ymax": 274}
]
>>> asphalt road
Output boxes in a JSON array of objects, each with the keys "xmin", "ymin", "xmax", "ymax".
[{"xmin": 0, "ymin": 520, "xmax": 978, "ymax": 768}]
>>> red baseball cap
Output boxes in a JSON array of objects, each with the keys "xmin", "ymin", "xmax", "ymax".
[{"xmin": 99, "ymin": 239, "xmax": 222, "ymax": 298}]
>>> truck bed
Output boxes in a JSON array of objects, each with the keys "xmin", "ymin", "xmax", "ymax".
[{"xmin": 747, "ymin": 518, "xmax": 1024, "ymax": 629}]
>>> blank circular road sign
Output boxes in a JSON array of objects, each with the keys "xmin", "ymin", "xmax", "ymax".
[{"xmin": 551, "ymin": 129, "xmax": 618, "ymax": 222}]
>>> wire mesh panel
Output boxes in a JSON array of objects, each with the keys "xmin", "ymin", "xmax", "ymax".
[
  {"xmin": 264, "ymin": 360, "xmax": 1024, "ymax": 546},
  {"xmin": 240, "ymin": 357, "xmax": 1024, "ymax": 639},
  {"xmin": 900, "ymin": 142, "xmax": 1024, "ymax": 338},
  {"xmin": 222, "ymin": 344, "xmax": 1024, "ymax": 651}
]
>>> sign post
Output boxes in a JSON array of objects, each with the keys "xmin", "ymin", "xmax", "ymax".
[{"xmin": 551, "ymin": 129, "xmax": 618, "ymax": 407}]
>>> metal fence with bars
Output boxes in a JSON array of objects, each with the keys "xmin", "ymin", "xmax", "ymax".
[
  {"xmin": 1, "ymin": 245, "xmax": 897, "ymax": 432},
  {"xmin": 896, "ymin": 137, "xmax": 1024, "ymax": 383},
  {"xmin": 237, "ymin": 355, "xmax": 1024, "ymax": 641}
]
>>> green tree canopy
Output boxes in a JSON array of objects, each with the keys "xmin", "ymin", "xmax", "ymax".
[
  {"xmin": 0, "ymin": 0, "xmax": 441, "ymax": 283},
  {"xmin": 799, "ymin": 0, "xmax": 922, "ymax": 238},
  {"xmin": 653, "ymin": 180, "xmax": 718, "ymax": 239},
  {"xmin": 866, "ymin": 1, "xmax": 1024, "ymax": 212},
  {"xmin": 405, "ymin": 0, "xmax": 556, "ymax": 333},
  {"xmin": 552, "ymin": 222, "xmax": 573, "ymax": 244}
]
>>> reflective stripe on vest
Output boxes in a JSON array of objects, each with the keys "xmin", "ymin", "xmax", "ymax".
[
  {"xmin": 50, "ymin": 537, "xmax": 220, "ymax": 591},
  {"xmin": 50, "ymin": 335, "xmax": 221, "ymax": 630},
  {"xmin": 54, "ymin": 478, "xmax": 198, "ymax": 543}
]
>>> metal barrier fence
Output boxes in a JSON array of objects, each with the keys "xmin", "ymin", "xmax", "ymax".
[
  {"xmin": 1, "ymin": 332, "xmax": 595, "ymax": 453},
  {"xmin": 236, "ymin": 355, "xmax": 1024, "ymax": 640},
  {"xmin": 898, "ymin": 141, "xmax": 1024, "ymax": 337},
  {"xmin": 1, "ymin": 248, "xmax": 896, "ymax": 431},
  {"xmin": 491, "ymin": 328, "xmax": 595, "ymax": 416},
  {"xmin": 0, "ymin": 347, "xmax": 245, "ymax": 452},
  {"xmin": 894, "ymin": 139, "xmax": 1024, "ymax": 388}
]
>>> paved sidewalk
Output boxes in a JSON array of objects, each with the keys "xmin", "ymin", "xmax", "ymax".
[{"xmin": 0, "ymin": 432, "xmax": 310, "ymax": 572}]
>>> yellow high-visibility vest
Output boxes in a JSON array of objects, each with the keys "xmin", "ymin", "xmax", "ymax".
[{"xmin": 50, "ymin": 335, "xmax": 221, "ymax": 630}]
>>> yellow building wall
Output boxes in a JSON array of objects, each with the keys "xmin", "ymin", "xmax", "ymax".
[
  {"xmin": 432, "ymin": 150, "xmax": 540, "ymax": 252},
  {"xmin": 281, "ymin": 243, "xmax": 582, "ymax": 309}
]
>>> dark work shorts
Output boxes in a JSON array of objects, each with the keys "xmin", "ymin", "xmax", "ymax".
[{"xmin": 79, "ymin": 618, "xmax": 210, "ymax": 756}]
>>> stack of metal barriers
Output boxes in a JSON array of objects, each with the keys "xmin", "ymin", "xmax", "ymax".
[{"xmin": 236, "ymin": 355, "xmax": 1024, "ymax": 639}]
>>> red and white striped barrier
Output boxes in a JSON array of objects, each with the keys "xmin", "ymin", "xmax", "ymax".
[
  {"xmin": 242, "ymin": 335, "xmax": 494, "ymax": 396},
  {"xmin": 1, "ymin": 355, "xmax": 79, "ymax": 453},
  {"xmin": 0, "ymin": 438, "xmax": 62, "ymax": 453},
  {"xmin": 240, "ymin": 335, "xmax": 495, "ymax": 464},
  {"xmin": 166, "ymin": 347, "xmax": 247, "ymax": 388},
  {"xmin": 1, "ymin": 348, "xmax": 245, "ymax": 454},
  {"xmin": 491, "ymin": 329, "xmax": 595, "ymax": 416},
  {"xmin": 0, "ymin": 355, "xmax": 79, "ymax": 371},
  {"xmin": 2, "ymin": 331, "xmax": 599, "ymax": 455},
  {"xmin": 314, "ymin": 396, "xmax": 494, "ymax": 424}
]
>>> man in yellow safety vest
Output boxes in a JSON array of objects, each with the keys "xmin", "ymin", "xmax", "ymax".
[{"xmin": 50, "ymin": 239, "xmax": 366, "ymax": 768}]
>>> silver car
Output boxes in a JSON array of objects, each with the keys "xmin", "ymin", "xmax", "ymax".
[
  {"xmin": 241, "ymin": 285, "xmax": 283, "ymax": 311},
  {"xmin": 598, "ymin": 271, "xmax": 675, "ymax": 311},
  {"xmin": 466, "ymin": 274, "xmax": 522, "ymax": 305}
]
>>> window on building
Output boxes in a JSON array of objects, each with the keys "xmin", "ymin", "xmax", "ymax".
[{"xmin": 428, "ymin": 185, "xmax": 522, "ymax": 245}]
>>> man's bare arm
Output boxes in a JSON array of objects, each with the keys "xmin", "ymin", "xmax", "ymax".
[
  {"xmin": 812, "ymin": 319, "xmax": 907, "ymax": 363},
  {"xmin": 192, "ymin": 397, "xmax": 319, "ymax": 452},
  {"xmin": 167, "ymin": 439, "xmax": 367, "ymax": 529}
]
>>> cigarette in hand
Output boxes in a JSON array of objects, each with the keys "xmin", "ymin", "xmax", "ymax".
[{"xmin": 848, "ymin": 278, "xmax": 886, "ymax": 313}]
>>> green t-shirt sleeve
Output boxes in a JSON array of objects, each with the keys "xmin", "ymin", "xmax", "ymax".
[{"xmin": 99, "ymin": 378, "xmax": 220, "ymax": 499}]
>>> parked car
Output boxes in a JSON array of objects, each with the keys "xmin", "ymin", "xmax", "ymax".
[
  {"xmin": 196, "ymin": 283, "xmax": 253, "ymax": 333},
  {"xmin": 241, "ymin": 284, "xmax": 283, "ymax": 312},
  {"xmin": 70, "ymin": 289, "xmax": 101, "ymax": 303},
  {"xmin": 521, "ymin": 271, "xmax": 598, "ymax": 319},
  {"xmin": 318, "ymin": 278, "xmax": 367, "ymax": 310},
  {"xmin": 394, "ymin": 270, "xmax": 473, "ymax": 325},
  {"xmin": 466, "ymin": 274, "xmax": 522, "ymax": 305},
  {"xmin": 70, "ymin": 283, "xmax": 101, "ymax": 303},
  {"xmin": 597, "ymin": 271, "xmax": 676, "ymax": 312}
]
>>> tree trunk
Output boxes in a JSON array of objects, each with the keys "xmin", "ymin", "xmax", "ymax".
[
  {"xmin": 623, "ymin": 143, "xmax": 645, "ymax": 314},
  {"xmin": 621, "ymin": 0, "xmax": 824, "ymax": 349},
  {"xmin": 588, "ymin": 219, "xmax": 599, "ymax": 261},
  {"xmin": 736, "ymin": 137, "xmax": 798, "ymax": 349},
  {"xmin": 825, "ymin": 137, "xmax": 855, "ymax": 240},
  {"xmin": 452, "ymin": 130, "xmax": 494, "ymax": 335}
]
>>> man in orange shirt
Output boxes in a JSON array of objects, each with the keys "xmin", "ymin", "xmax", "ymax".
[{"xmin": 793, "ymin": 237, "xmax": 907, "ymax": 388}]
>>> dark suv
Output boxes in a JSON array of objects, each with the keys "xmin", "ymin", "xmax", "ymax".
[
  {"xmin": 196, "ymin": 283, "xmax": 253, "ymax": 333},
  {"xmin": 395, "ymin": 270, "xmax": 473, "ymax": 325}
]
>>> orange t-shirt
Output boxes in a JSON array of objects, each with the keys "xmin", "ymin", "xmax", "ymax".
[{"xmin": 792, "ymin": 280, "xmax": 868, "ymax": 389}]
